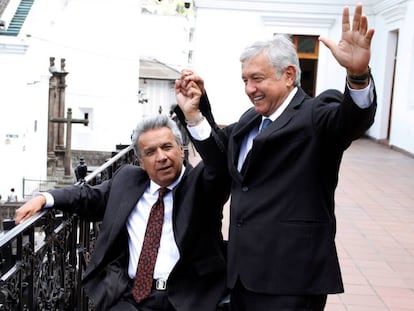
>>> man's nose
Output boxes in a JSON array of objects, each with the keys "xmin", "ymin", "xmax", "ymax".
[
  {"xmin": 155, "ymin": 149, "xmax": 167, "ymax": 161},
  {"xmin": 245, "ymin": 81, "xmax": 256, "ymax": 94}
]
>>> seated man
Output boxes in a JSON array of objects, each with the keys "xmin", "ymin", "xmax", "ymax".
[{"xmin": 16, "ymin": 114, "xmax": 230, "ymax": 311}]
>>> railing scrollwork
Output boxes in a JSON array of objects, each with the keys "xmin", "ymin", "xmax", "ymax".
[{"xmin": 0, "ymin": 145, "xmax": 136, "ymax": 310}]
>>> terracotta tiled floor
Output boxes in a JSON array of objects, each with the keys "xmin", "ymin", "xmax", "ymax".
[
  {"xmin": 328, "ymin": 138, "xmax": 414, "ymax": 310},
  {"xmin": 189, "ymin": 137, "xmax": 414, "ymax": 310}
]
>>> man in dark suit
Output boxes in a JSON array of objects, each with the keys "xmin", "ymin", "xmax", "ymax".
[
  {"xmin": 175, "ymin": 3, "xmax": 376, "ymax": 310},
  {"xmin": 15, "ymin": 114, "xmax": 230, "ymax": 311}
]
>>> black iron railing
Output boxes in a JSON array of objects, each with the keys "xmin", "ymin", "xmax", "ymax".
[{"xmin": 0, "ymin": 144, "xmax": 136, "ymax": 310}]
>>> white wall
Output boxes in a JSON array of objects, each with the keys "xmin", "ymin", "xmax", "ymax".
[
  {"xmin": 0, "ymin": 0, "xmax": 142, "ymax": 198},
  {"xmin": 139, "ymin": 79, "xmax": 177, "ymax": 118},
  {"xmin": 0, "ymin": 0, "xmax": 194, "ymax": 199},
  {"xmin": 51, "ymin": 0, "xmax": 142, "ymax": 151},
  {"xmin": 191, "ymin": 0, "xmax": 414, "ymax": 156},
  {"xmin": 191, "ymin": 9, "xmax": 259, "ymax": 125},
  {"xmin": 387, "ymin": 1, "xmax": 414, "ymax": 154},
  {"xmin": 191, "ymin": 3, "xmax": 356, "ymax": 126},
  {"xmin": 0, "ymin": 0, "xmax": 51, "ymax": 199},
  {"xmin": 140, "ymin": 14, "xmax": 192, "ymax": 70},
  {"xmin": 19, "ymin": 0, "xmax": 142, "ymax": 152}
]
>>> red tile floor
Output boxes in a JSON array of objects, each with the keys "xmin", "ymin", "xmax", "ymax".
[
  {"xmin": 328, "ymin": 138, "xmax": 414, "ymax": 310},
  {"xmin": 189, "ymin": 137, "xmax": 414, "ymax": 310}
]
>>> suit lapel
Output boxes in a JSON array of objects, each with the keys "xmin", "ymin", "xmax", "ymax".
[
  {"xmin": 105, "ymin": 173, "xmax": 149, "ymax": 252},
  {"xmin": 171, "ymin": 166, "xmax": 192, "ymax": 247},
  {"xmin": 262, "ymin": 88, "xmax": 305, "ymax": 134},
  {"xmin": 236, "ymin": 89, "xmax": 307, "ymax": 176},
  {"xmin": 229, "ymin": 112, "xmax": 262, "ymax": 181}
]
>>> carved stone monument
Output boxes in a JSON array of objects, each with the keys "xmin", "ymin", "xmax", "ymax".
[{"xmin": 47, "ymin": 58, "xmax": 88, "ymax": 183}]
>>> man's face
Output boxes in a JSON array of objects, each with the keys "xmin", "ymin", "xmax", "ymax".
[
  {"xmin": 241, "ymin": 53, "xmax": 294, "ymax": 117},
  {"xmin": 138, "ymin": 127, "xmax": 184, "ymax": 187}
]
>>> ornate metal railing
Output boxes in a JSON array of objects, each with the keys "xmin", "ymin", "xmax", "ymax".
[{"xmin": 0, "ymin": 145, "xmax": 136, "ymax": 310}]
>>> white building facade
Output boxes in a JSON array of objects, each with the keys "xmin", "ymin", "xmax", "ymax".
[
  {"xmin": 0, "ymin": 0, "xmax": 193, "ymax": 199},
  {"xmin": 1, "ymin": 0, "xmax": 413, "ymax": 199},
  {"xmin": 190, "ymin": 0, "xmax": 414, "ymax": 155},
  {"xmin": 0, "ymin": 0, "xmax": 142, "ymax": 198}
]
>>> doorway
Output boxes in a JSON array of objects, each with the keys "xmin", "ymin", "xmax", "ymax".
[{"xmin": 292, "ymin": 35, "xmax": 319, "ymax": 97}]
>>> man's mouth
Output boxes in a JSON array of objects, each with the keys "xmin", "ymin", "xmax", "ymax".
[
  {"xmin": 253, "ymin": 95, "xmax": 264, "ymax": 104},
  {"xmin": 159, "ymin": 166, "xmax": 172, "ymax": 172}
]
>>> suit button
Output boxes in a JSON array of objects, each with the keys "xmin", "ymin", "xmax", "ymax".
[
  {"xmin": 236, "ymin": 220, "xmax": 244, "ymax": 227},
  {"xmin": 242, "ymin": 186, "xmax": 248, "ymax": 192}
]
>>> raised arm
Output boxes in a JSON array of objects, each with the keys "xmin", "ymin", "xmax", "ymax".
[
  {"xmin": 175, "ymin": 70, "xmax": 204, "ymax": 125},
  {"xmin": 319, "ymin": 3, "xmax": 375, "ymax": 87}
]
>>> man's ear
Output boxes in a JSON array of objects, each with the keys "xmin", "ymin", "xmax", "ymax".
[{"xmin": 284, "ymin": 65, "xmax": 296, "ymax": 86}]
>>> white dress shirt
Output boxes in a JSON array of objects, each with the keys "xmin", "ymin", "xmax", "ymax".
[
  {"xmin": 41, "ymin": 167, "xmax": 184, "ymax": 281},
  {"xmin": 126, "ymin": 168, "xmax": 183, "ymax": 280},
  {"xmin": 236, "ymin": 87, "xmax": 298, "ymax": 171}
]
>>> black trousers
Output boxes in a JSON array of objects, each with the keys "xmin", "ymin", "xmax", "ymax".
[{"xmin": 230, "ymin": 279, "xmax": 327, "ymax": 311}]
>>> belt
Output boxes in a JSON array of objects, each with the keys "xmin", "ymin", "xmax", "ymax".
[{"xmin": 152, "ymin": 279, "xmax": 167, "ymax": 291}]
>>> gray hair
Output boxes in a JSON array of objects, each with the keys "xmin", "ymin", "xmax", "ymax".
[
  {"xmin": 131, "ymin": 114, "xmax": 183, "ymax": 160},
  {"xmin": 240, "ymin": 34, "xmax": 301, "ymax": 86}
]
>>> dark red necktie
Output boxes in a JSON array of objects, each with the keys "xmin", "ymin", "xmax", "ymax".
[{"xmin": 132, "ymin": 187, "xmax": 170, "ymax": 303}]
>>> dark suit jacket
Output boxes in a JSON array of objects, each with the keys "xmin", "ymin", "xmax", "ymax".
[
  {"xmin": 49, "ymin": 136, "xmax": 230, "ymax": 310},
  {"xmin": 184, "ymin": 85, "xmax": 376, "ymax": 295}
]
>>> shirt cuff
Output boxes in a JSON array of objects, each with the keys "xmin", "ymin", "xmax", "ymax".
[
  {"xmin": 186, "ymin": 117, "xmax": 212, "ymax": 141},
  {"xmin": 348, "ymin": 79, "xmax": 374, "ymax": 109},
  {"xmin": 33, "ymin": 192, "xmax": 54, "ymax": 208}
]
